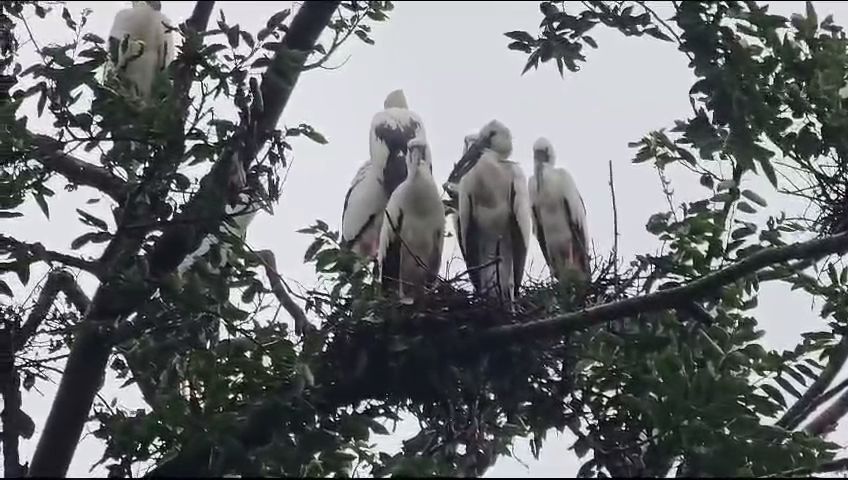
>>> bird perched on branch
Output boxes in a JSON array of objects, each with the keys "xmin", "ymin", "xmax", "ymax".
[
  {"xmin": 341, "ymin": 89, "xmax": 427, "ymax": 259},
  {"xmin": 457, "ymin": 120, "xmax": 532, "ymax": 307},
  {"xmin": 528, "ymin": 138, "xmax": 591, "ymax": 282},
  {"xmin": 106, "ymin": 1, "xmax": 174, "ymax": 102},
  {"xmin": 176, "ymin": 161, "xmax": 275, "ymax": 279},
  {"xmin": 378, "ymin": 137, "xmax": 445, "ymax": 303}
]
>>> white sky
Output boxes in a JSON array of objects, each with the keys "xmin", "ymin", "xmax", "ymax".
[{"xmin": 5, "ymin": 0, "xmax": 848, "ymax": 477}]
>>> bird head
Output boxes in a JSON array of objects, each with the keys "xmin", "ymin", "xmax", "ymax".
[
  {"xmin": 383, "ymin": 89, "xmax": 409, "ymax": 109},
  {"xmin": 445, "ymin": 120, "xmax": 511, "ymax": 187},
  {"xmin": 533, "ymin": 137, "xmax": 556, "ymax": 166},
  {"xmin": 406, "ymin": 137, "xmax": 432, "ymax": 174},
  {"xmin": 132, "ymin": 1, "xmax": 161, "ymax": 10},
  {"xmin": 478, "ymin": 119, "xmax": 513, "ymax": 158}
]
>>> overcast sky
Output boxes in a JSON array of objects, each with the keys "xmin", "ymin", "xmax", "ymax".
[{"xmin": 6, "ymin": 0, "xmax": 848, "ymax": 477}]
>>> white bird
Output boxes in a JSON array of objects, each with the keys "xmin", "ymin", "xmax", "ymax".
[
  {"xmin": 341, "ymin": 89, "xmax": 427, "ymax": 258},
  {"xmin": 107, "ymin": 1, "xmax": 174, "ymax": 102},
  {"xmin": 378, "ymin": 137, "xmax": 445, "ymax": 302},
  {"xmin": 457, "ymin": 120, "xmax": 532, "ymax": 306},
  {"xmin": 176, "ymin": 161, "xmax": 274, "ymax": 278},
  {"xmin": 528, "ymin": 138, "xmax": 591, "ymax": 282}
]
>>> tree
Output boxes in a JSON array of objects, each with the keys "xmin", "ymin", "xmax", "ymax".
[{"xmin": 3, "ymin": 0, "xmax": 848, "ymax": 477}]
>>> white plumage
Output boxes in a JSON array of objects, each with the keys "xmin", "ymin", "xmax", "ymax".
[
  {"xmin": 378, "ymin": 137, "xmax": 445, "ymax": 302},
  {"xmin": 107, "ymin": 1, "xmax": 174, "ymax": 102},
  {"xmin": 177, "ymin": 163, "xmax": 274, "ymax": 277},
  {"xmin": 341, "ymin": 89, "xmax": 427, "ymax": 258},
  {"xmin": 457, "ymin": 120, "xmax": 532, "ymax": 306},
  {"xmin": 528, "ymin": 137, "xmax": 591, "ymax": 281}
]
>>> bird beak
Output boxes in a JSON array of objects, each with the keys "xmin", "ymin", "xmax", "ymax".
[{"xmin": 447, "ymin": 133, "xmax": 493, "ymax": 185}]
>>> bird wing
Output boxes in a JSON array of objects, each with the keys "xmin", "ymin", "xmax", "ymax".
[
  {"xmin": 379, "ymin": 206, "xmax": 404, "ymax": 294},
  {"xmin": 508, "ymin": 178, "xmax": 531, "ymax": 297},
  {"xmin": 458, "ymin": 190, "xmax": 482, "ymax": 291},
  {"xmin": 426, "ymin": 228, "xmax": 444, "ymax": 286},
  {"xmin": 557, "ymin": 169, "xmax": 590, "ymax": 273},
  {"xmin": 341, "ymin": 160, "xmax": 383, "ymax": 247},
  {"xmin": 370, "ymin": 109, "xmax": 425, "ymax": 196}
]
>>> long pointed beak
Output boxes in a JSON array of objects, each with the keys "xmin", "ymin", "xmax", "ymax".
[{"xmin": 447, "ymin": 134, "xmax": 492, "ymax": 186}]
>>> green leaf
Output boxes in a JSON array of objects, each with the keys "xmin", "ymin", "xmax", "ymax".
[
  {"xmin": 35, "ymin": 194, "xmax": 49, "ymax": 219},
  {"xmin": 71, "ymin": 231, "xmax": 111, "ymax": 250},
  {"xmin": 761, "ymin": 384, "xmax": 787, "ymax": 407},
  {"xmin": 76, "ymin": 209, "xmax": 108, "ymax": 231},
  {"xmin": 742, "ymin": 189, "xmax": 768, "ymax": 207},
  {"xmin": 759, "ymin": 157, "xmax": 778, "ymax": 188},
  {"xmin": 0, "ymin": 211, "xmax": 23, "ymax": 219},
  {"xmin": 505, "ymin": 30, "xmax": 535, "ymax": 44},
  {"xmin": 775, "ymin": 376, "xmax": 803, "ymax": 399},
  {"xmin": 737, "ymin": 201, "xmax": 757, "ymax": 214}
]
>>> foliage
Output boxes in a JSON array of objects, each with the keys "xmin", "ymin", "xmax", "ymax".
[{"xmin": 3, "ymin": 1, "xmax": 848, "ymax": 478}]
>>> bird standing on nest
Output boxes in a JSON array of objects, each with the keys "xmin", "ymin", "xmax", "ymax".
[
  {"xmin": 341, "ymin": 89, "xmax": 427, "ymax": 259},
  {"xmin": 378, "ymin": 137, "xmax": 445, "ymax": 303},
  {"xmin": 528, "ymin": 137, "xmax": 591, "ymax": 283},
  {"xmin": 457, "ymin": 120, "xmax": 532, "ymax": 307}
]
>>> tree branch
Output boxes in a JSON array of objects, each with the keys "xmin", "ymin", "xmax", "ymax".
[
  {"xmin": 777, "ymin": 335, "xmax": 848, "ymax": 430},
  {"xmin": 0, "ymin": 234, "xmax": 101, "ymax": 277},
  {"xmin": 253, "ymin": 249, "xmax": 313, "ymax": 336},
  {"xmin": 804, "ymin": 385, "xmax": 848, "ymax": 436},
  {"xmin": 479, "ymin": 232, "xmax": 848, "ymax": 344},
  {"xmin": 28, "ymin": 2, "xmax": 338, "ymax": 476},
  {"xmin": 30, "ymin": 134, "xmax": 128, "ymax": 203}
]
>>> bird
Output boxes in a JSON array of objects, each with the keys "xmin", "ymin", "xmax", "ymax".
[
  {"xmin": 176, "ymin": 161, "xmax": 274, "ymax": 279},
  {"xmin": 528, "ymin": 137, "xmax": 591, "ymax": 282},
  {"xmin": 106, "ymin": 1, "xmax": 174, "ymax": 102},
  {"xmin": 378, "ymin": 137, "xmax": 445, "ymax": 303},
  {"xmin": 341, "ymin": 89, "xmax": 427, "ymax": 259},
  {"xmin": 457, "ymin": 120, "xmax": 532, "ymax": 307}
]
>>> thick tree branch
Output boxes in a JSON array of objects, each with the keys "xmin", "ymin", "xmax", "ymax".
[
  {"xmin": 0, "ymin": 234, "xmax": 100, "ymax": 277},
  {"xmin": 31, "ymin": 134, "xmax": 128, "ymax": 203},
  {"xmin": 479, "ymin": 232, "xmax": 848, "ymax": 343},
  {"xmin": 28, "ymin": 2, "xmax": 337, "ymax": 476},
  {"xmin": 777, "ymin": 335, "xmax": 848, "ymax": 430},
  {"xmin": 804, "ymin": 386, "xmax": 848, "ymax": 436}
]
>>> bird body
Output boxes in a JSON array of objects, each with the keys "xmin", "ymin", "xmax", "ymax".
[
  {"xmin": 378, "ymin": 138, "xmax": 445, "ymax": 302},
  {"xmin": 457, "ymin": 121, "xmax": 532, "ymax": 306},
  {"xmin": 107, "ymin": 1, "xmax": 173, "ymax": 102},
  {"xmin": 341, "ymin": 89, "xmax": 426, "ymax": 258},
  {"xmin": 528, "ymin": 137, "xmax": 590, "ymax": 281}
]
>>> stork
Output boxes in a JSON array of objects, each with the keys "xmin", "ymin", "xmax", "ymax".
[
  {"xmin": 107, "ymin": 1, "xmax": 174, "ymax": 102},
  {"xmin": 528, "ymin": 137, "xmax": 591, "ymax": 282},
  {"xmin": 378, "ymin": 137, "xmax": 445, "ymax": 302},
  {"xmin": 341, "ymin": 89, "xmax": 427, "ymax": 259},
  {"xmin": 457, "ymin": 120, "xmax": 532, "ymax": 306},
  {"xmin": 176, "ymin": 161, "xmax": 274, "ymax": 278}
]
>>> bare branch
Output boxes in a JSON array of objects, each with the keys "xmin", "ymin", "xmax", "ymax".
[
  {"xmin": 30, "ymin": 134, "xmax": 128, "ymax": 203},
  {"xmin": 253, "ymin": 249, "xmax": 313, "ymax": 336},
  {"xmin": 479, "ymin": 232, "xmax": 848, "ymax": 343}
]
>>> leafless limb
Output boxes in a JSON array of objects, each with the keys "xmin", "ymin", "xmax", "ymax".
[{"xmin": 252, "ymin": 249, "xmax": 313, "ymax": 336}]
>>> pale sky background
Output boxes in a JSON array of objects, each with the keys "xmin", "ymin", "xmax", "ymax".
[{"xmin": 5, "ymin": 0, "xmax": 848, "ymax": 477}]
